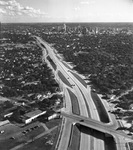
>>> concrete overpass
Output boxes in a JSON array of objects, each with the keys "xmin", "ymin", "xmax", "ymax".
[{"xmin": 59, "ymin": 111, "xmax": 133, "ymax": 143}]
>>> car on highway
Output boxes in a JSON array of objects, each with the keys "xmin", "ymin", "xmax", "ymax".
[
  {"xmin": 79, "ymin": 119, "xmax": 84, "ymax": 122},
  {"xmin": 10, "ymin": 136, "xmax": 15, "ymax": 139}
]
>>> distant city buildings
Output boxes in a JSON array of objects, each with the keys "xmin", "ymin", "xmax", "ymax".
[{"xmin": 42, "ymin": 24, "xmax": 133, "ymax": 36}]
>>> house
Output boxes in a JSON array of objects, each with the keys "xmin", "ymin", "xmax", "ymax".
[{"xmin": 129, "ymin": 104, "xmax": 133, "ymax": 110}]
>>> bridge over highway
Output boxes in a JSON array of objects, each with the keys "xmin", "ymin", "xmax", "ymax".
[{"xmin": 59, "ymin": 111, "xmax": 133, "ymax": 143}]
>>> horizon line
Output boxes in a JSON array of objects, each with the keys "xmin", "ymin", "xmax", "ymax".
[{"xmin": 1, "ymin": 22, "xmax": 133, "ymax": 24}]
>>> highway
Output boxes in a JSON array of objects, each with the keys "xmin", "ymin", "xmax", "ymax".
[{"xmin": 34, "ymin": 36, "xmax": 131, "ymax": 150}]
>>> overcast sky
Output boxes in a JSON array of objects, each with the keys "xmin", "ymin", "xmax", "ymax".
[{"xmin": 0, "ymin": 0, "xmax": 133, "ymax": 23}]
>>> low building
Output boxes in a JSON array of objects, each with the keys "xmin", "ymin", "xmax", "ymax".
[
  {"xmin": 4, "ymin": 112, "xmax": 13, "ymax": 118},
  {"xmin": 23, "ymin": 109, "xmax": 46, "ymax": 124},
  {"xmin": 48, "ymin": 113, "xmax": 60, "ymax": 120},
  {"xmin": 3, "ymin": 106, "xmax": 18, "ymax": 118},
  {"xmin": 0, "ymin": 120, "xmax": 10, "ymax": 127}
]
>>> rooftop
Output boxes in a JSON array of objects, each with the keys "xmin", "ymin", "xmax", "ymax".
[{"xmin": 25, "ymin": 109, "xmax": 42, "ymax": 118}]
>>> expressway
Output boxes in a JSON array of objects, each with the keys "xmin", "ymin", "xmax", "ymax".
[{"xmin": 34, "ymin": 36, "xmax": 131, "ymax": 150}]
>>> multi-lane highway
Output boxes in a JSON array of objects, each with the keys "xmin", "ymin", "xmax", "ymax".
[{"xmin": 34, "ymin": 36, "xmax": 131, "ymax": 150}]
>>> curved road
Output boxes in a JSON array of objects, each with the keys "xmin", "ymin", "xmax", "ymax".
[{"xmin": 34, "ymin": 36, "xmax": 130, "ymax": 150}]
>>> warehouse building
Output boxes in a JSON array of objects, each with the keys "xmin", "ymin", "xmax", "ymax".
[{"xmin": 23, "ymin": 109, "xmax": 46, "ymax": 124}]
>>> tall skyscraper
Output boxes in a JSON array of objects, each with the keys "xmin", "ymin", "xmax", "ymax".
[{"xmin": 64, "ymin": 24, "xmax": 66, "ymax": 32}]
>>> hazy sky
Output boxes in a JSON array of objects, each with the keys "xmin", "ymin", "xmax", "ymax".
[{"xmin": 0, "ymin": 0, "xmax": 133, "ymax": 23}]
